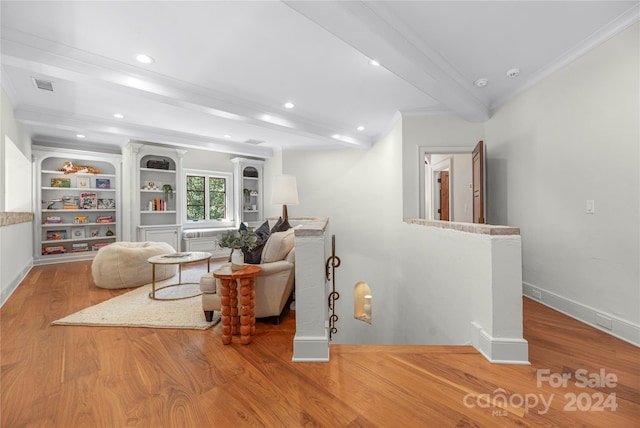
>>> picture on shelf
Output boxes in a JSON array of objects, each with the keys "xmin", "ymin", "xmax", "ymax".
[
  {"xmin": 95, "ymin": 178, "xmax": 110, "ymax": 189},
  {"xmin": 72, "ymin": 228, "xmax": 86, "ymax": 239},
  {"xmin": 91, "ymin": 228, "xmax": 100, "ymax": 237},
  {"xmin": 46, "ymin": 230, "xmax": 67, "ymax": 240},
  {"xmin": 77, "ymin": 177, "xmax": 90, "ymax": 188},
  {"xmin": 51, "ymin": 178, "xmax": 71, "ymax": 188},
  {"xmin": 81, "ymin": 192, "xmax": 97, "ymax": 209},
  {"xmin": 97, "ymin": 198, "xmax": 116, "ymax": 209}
]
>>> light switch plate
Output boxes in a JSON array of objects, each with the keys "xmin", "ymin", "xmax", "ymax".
[{"xmin": 586, "ymin": 200, "xmax": 595, "ymax": 214}]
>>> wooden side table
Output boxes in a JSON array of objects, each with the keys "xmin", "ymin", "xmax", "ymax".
[{"xmin": 213, "ymin": 264, "xmax": 261, "ymax": 345}]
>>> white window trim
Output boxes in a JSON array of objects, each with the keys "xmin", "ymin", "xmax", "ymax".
[{"xmin": 183, "ymin": 168, "xmax": 234, "ymax": 228}]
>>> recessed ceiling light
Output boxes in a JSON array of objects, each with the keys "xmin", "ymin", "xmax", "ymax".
[
  {"xmin": 332, "ymin": 134, "xmax": 341, "ymax": 139},
  {"xmin": 473, "ymin": 78, "xmax": 489, "ymax": 87},
  {"xmin": 113, "ymin": 113, "xmax": 124, "ymax": 119},
  {"xmin": 224, "ymin": 134, "xmax": 232, "ymax": 138},
  {"xmin": 357, "ymin": 126, "xmax": 365, "ymax": 131},
  {"xmin": 369, "ymin": 59, "xmax": 381, "ymax": 67},
  {"xmin": 506, "ymin": 68, "xmax": 520, "ymax": 78},
  {"xmin": 76, "ymin": 134, "xmax": 85, "ymax": 139},
  {"xmin": 136, "ymin": 54, "xmax": 155, "ymax": 64},
  {"xmin": 284, "ymin": 102, "xmax": 295, "ymax": 109}
]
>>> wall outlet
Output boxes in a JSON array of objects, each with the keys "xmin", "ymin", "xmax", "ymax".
[
  {"xmin": 595, "ymin": 313, "xmax": 613, "ymax": 330},
  {"xmin": 531, "ymin": 289, "xmax": 542, "ymax": 300}
]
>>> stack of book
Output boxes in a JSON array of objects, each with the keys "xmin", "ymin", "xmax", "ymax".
[{"xmin": 44, "ymin": 216, "xmax": 62, "ymax": 224}]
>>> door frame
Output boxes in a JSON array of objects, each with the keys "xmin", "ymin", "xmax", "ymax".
[
  {"xmin": 419, "ymin": 146, "xmax": 478, "ymax": 220},
  {"xmin": 431, "ymin": 158, "xmax": 452, "ymax": 221}
]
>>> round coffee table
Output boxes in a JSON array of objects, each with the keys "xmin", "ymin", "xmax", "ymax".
[{"xmin": 147, "ymin": 251, "xmax": 212, "ymax": 300}]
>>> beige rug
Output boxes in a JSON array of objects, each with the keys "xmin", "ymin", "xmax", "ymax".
[{"xmin": 52, "ymin": 270, "xmax": 220, "ymax": 330}]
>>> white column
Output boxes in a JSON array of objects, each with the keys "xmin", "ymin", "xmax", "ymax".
[{"xmin": 292, "ymin": 218, "xmax": 330, "ymax": 362}]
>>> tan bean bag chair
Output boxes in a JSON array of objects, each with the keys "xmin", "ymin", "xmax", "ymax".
[{"xmin": 92, "ymin": 241, "xmax": 177, "ymax": 289}]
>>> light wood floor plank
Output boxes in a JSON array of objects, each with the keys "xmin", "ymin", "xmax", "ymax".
[{"xmin": 1, "ymin": 260, "xmax": 638, "ymax": 427}]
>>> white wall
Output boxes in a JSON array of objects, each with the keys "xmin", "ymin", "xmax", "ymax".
[
  {"xmin": 283, "ymin": 118, "xmax": 526, "ymax": 356},
  {"xmin": 486, "ymin": 23, "xmax": 639, "ymax": 343},
  {"xmin": 283, "ymin": 118, "xmax": 403, "ymax": 344},
  {"xmin": 263, "ymin": 147, "xmax": 283, "ymax": 219},
  {"xmin": 1, "ymin": 87, "xmax": 33, "ymax": 305}
]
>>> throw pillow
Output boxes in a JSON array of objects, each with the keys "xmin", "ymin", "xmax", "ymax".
[
  {"xmin": 262, "ymin": 228, "xmax": 296, "ymax": 263},
  {"xmin": 243, "ymin": 220, "xmax": 270, "ymax": 264},
  {"xmin": 270, "ymin": 216, "xmax": 291, "ymax": 233}
]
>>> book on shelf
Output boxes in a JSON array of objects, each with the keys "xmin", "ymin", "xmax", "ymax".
[
  {"xmin": 96, "ymin": 215, "xmax": 114, "ymax": 223},
  {"xmin": 43, "ymin": 246, "xmax": 66, "ymax": 255},
  {"xmin": 81, "ymin": 193, "xmax": 97, "ymax": 209},
  {"xmin": 95, "ymin": 178, "xmax": 110, "ymax": 189},
  {"xmin": 92, "ymin": 242, "xmax": 111, "ymax": 251},
  {"xmin": 97, "ymin": 198, "xmax": 115, "ymax": 209},
  {"xmin": 46, "ymin": 230, "xmax": 67, "ymax": 240},
  {"xmin": 44, "ymin": 216, "xmax": 62, "ymax": 224},
  {"xmin": 50, "ymin": 178, "xmax": 70, "ymax": 188},
  {"xmin": 71, "ymin": 243, "xmax": 89, "ymax": 252},
  {"xmin": 63, "ymin": 205, "xmax": 79, "ymax": 210}
]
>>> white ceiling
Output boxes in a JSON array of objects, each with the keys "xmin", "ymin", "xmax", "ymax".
[{"xmin": 1, "ymin": 1, "xmax": 638, "ymax": 158}]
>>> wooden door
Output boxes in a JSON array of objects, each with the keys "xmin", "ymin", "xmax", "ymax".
[
  {"xmin": 472, "ymin": 140, "xmax": 485, "ymax": 224},
  {"xmin": 439, "ymin": 171, "xmax": 449, "ymax": 221}
]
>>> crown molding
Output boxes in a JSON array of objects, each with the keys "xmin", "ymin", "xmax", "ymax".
[{"xmin": 492, "ymin": 4, "xmax": 640, "ymax": 110}]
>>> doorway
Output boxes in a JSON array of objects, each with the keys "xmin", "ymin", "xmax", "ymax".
[{"xmin": 419, "ymin": 141, "xmax": 486, "ymax": 223}]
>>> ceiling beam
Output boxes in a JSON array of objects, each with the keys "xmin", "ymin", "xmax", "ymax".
[
  {"xmin": 14, "ymin": 107, "xmax": 275, "ymax": 158},
  {"xmin": 285, "ymin": 0, "xmax": 490, "ymax": 122},
  {"xmin": 1, "ymin": 28, "xmax": 372, "ymax": 149}
]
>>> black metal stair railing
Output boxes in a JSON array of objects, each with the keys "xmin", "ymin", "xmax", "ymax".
[{"xmin": 325, "ymin": 234, "xmax": 341, "ymax": 340}]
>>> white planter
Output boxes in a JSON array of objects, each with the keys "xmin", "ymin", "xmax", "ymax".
[{"xmin": 231, "ymin": 248, "xmax": 244, "ymax": 270}]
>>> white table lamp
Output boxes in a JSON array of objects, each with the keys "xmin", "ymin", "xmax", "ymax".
[{"xmin": 271, "ymin": 174, "xmax": 298, "ymax": 220}]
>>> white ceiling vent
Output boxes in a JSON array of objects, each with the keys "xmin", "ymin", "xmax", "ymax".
[{"xmin": 31, "ymin": 77, "xmax": 53, "ymax": 91}]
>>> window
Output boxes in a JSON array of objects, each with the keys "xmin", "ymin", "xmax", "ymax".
[{"xmin": 184, "ymin": 169, "xmax": 233, "ymax": 223}]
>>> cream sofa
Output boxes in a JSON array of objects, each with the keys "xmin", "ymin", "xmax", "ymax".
[{"xmin": 200, "ymin": 228, "xmax": 295, "ymax": 323}]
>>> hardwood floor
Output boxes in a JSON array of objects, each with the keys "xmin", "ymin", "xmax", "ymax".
[{"xmin": 1, "ymin": 260, "xmax": 639, "ymax": 427}]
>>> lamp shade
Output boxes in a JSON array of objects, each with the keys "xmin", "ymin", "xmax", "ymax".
[{"xmin": 271, "ymin": 175, "xmax": 299, "ymax": 205}]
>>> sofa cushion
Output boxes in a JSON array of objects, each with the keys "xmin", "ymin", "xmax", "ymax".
[{"xmin": 262, "ymin": 228, "xmax": 295, "ymax": 263}]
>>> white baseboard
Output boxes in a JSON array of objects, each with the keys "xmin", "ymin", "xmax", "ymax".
[
  {"xmin": 1, "ymin": 259, "xmax": 33, "ymax": 307},
  {"xmin": 292, "ymin": 334, "xmax": 329, "ymax": 362},
  {"xmin": 470, "ymin": 322, "xmax": 530, "ymax": 365},
  {"xmin": 523, "ymin": 282, "xmax": 640, "ymax": 347}
]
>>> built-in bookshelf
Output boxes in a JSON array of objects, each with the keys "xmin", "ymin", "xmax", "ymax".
[
  {"xmin": 33, "ymin": 147, "xmax": 121, "ymax": 264},
  {"xmin": 232, "ymin": 158, "xmax": 264, "ymax": 226},
  {"xmin": 130, "ymin": 144, "xmax": 185, "ymax": 250}
]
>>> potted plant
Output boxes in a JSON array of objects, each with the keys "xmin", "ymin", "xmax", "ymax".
[
  {"xmin": 162, "ymin": 184, "xmax": 174, "ymax": 201},
  {"xmin": 218, "ymin": 228, "xmax": 258, "ymax": 270}
]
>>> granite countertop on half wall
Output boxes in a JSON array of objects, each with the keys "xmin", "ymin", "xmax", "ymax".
[{"xmin": 0, "ymin": 212, "xmax": 34, "ymax": 227}]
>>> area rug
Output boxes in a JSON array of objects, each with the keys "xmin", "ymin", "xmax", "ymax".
[{"xmin": 52, "ymin": 270, "xmax": 220, "ymax": 330}]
